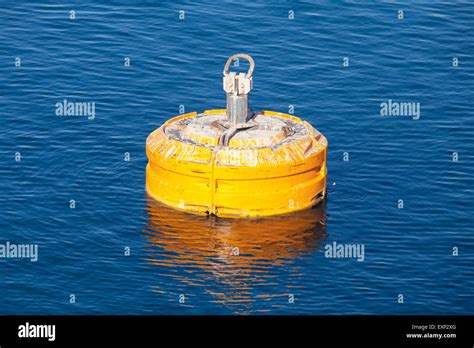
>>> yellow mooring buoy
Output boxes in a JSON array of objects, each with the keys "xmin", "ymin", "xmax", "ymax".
[{"xmin": 146, "ymin": 54, "xmax": 328, "ymax": 218}]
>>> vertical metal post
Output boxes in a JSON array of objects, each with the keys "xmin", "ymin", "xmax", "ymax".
[{"xmin": 223, "ymin": 54, "xmax": 254, "ymax": 125}]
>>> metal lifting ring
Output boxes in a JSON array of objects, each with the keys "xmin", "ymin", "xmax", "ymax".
[{"xmin": 223, "ymin": 54, "xmax": 255, "ymax": 78}]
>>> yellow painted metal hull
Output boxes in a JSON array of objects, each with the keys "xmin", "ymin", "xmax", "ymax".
[{"xmin": 146, "ymin": 110, "xmax": 327, "ymax": 218}]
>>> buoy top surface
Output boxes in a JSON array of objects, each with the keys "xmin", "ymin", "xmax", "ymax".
[{"xmin": 164, "ymin": 110, "xmax": 309, "ymax": 149}]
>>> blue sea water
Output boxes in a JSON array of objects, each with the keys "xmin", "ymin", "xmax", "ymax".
[{"xmin": 1, "ymin": 0, "xmax": 473, "ymax": 315}]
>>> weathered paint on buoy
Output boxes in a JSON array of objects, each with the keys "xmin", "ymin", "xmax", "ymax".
[{"xmin": 146, "ymin": 54, "xmax": 327, "ymax": 218}]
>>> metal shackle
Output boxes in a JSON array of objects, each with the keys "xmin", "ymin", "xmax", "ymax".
[
  {"xmin": 223, "ymin": 54, "xmax": 255, "ymax": 78},
  {"xmin": 223, "ymin": 54, "xmax": 254, "ymax": 125}
]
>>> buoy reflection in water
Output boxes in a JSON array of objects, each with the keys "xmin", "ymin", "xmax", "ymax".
[{"xmin": 143, "ymin": 198, "xmax": 328, "ymax": 313}]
